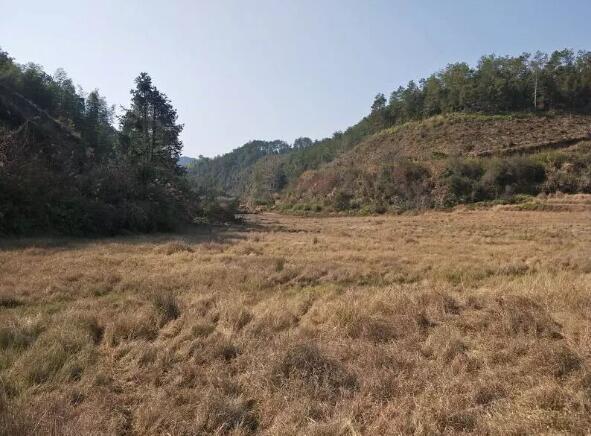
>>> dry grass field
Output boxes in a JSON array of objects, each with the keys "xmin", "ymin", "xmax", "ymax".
[{"xmin": 1, "ymin": 195, "xmax": 591, "ymax": 435}]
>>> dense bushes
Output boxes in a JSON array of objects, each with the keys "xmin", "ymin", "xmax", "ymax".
[
  {"xmin": 333, "ymin": 191, "xmax": 353, "ymax": 211},
  {"xmin": 444, "ymin": 157, "xmax": 546, "ymax": 204},
  {"xmin": 539, "ymin": 146, "xmax": 591, "ymax": 194},
  {"xmin": 284, "ymin": 160, "xmax": 433, "ymax": 213},
  {"xmin": 284, "ymin": 146, "xmax": 591, "ymax": 213},
  {"xmin": 444, "ymin": 159, "xmax": 486, "ymax": 203},
  {"xmin": 197, "ymin": 196, "xmax": 240, "ymax": 224},
  {"xmin": 285, "ymin": 154, "xmax": 561, "ymax": 213},
  {"xmin": 376, "ymin": 160, "xmax": 433, "ymax": 208},
  {"xmin": 0, "ymin": 160, "xmax": 192, "ymax": 235}
]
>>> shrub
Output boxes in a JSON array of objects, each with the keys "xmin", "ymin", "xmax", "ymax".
[
  {"xmin": 377, "ymin": 160, "xmax": 432, "ymax": 208},
  {"xmin": 360, "ymin": 203, "xmax": 387, "ymax": 215},
  {"xmin": 444, "ymin": 159, "xmax": 486, "ymax": 202},
  {"xmin": 333, "ymin": 191, "xmax": 353, "ymax": 211},
  {"xmin": 199, "ymin": 197, "xmax": 239, "ymax": 224},
  {"xmin": 541, "ymin": 149, "xmax": 591, "ymax": 194},
  {"xmin": 444, "ymin": 156, "xmax": 546, "ymax": 204},
  {"xmin": 481, "ymin": 157, "xmax": 545, "ymax": 197}
]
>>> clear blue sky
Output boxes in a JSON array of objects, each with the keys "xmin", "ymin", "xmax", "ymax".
[{"xmin": 1, "ymin": 0, "xmax": 589, "ymax": 157}]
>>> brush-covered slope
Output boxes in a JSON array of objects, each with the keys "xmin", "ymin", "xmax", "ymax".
[
  {"xmin": 284, "ymin": 113, "xmax": 591, "ymax": 211},
  {"xmin": 188, "ymin": 49, "xmax": 591, "ymax": 209},
  {"xmin": 343, "ymin": 113, "xmax": 591, "ymax": 163}
]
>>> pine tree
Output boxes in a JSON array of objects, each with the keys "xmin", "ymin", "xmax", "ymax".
[{"xmin": 120, "ymin": 73, "xmax": 183, "ymax": 170}]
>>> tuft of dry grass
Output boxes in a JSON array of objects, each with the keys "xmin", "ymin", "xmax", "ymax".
[
  {"xmin": 105, "ymin": 307, "xmax": 160, "ymax": 346},
  {"xmin": 0, "ymin": 197, "xmax": 590, "ymax": 434},
  {"xmin": 150, "ymin": 290, "xmax": 181, "ymax": 325},
  {"xmin": 272, "ymin": 342, "xmax": 358, "ymax": 396},
  {"xmin": 155, "ymin": 241, "xmax": 194, "ymax": 255},
  {"xmin": 198, "ymin": 390, "xmax": 259, "ymax": 434}
]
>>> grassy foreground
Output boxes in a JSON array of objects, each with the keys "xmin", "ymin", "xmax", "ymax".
[{"xmin": 1, "ymin": 195, "xmax": 591, "ymax": 435}]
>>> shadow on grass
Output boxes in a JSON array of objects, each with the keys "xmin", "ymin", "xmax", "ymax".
[{"xmin": 0, "ymin": 214, "xmax": 275, "ymax": 252}]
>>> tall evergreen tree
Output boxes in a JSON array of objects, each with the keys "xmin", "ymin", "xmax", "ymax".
[
  {"xmin": 120, "ymin": 73, "xmax": 183, "ymax": 170},
  {"xmin": 371, "ymin": 93, "xmax": 386, "ymax": 113}
]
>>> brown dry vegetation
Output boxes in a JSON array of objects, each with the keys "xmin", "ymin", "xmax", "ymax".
[
  {"xmin": 340, "ymin": 113, "xmax": 591, "ymax": 165},
  {"xmin": 288, "ymin": 114, "xmax": 591, "ymax": 207},
  {"xmin": 1, "ymin": 196, "xmax": 591, "ymax": 435}
]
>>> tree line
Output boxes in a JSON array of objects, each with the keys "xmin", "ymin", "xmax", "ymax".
[
  {"xmin": 0, "ymin": 48, "xmax": 196, "ymax": 235},
  {"xmin": 372, "ymin": 49, "xmax": 591, "ymax": 127}
]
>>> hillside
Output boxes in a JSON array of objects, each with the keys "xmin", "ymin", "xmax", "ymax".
[
  {"xmin": 186, "ymin": 140, "xmax": 292, "ymax": 198},
  {"xmin": 0, "ymin": 49, "xmax": 198, "ymax": 235},
  {"xmin": 187, "ymin": 49, "xmax": 591, "ymax": 211},
  {"xmin": 342, "ymin": 113, "xmax": 590, "ymax": 163},
  {"xmin": 285, "ymin": 113, "xmax": 591, "ymax": 211}
]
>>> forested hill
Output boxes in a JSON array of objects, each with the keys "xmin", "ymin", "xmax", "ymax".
[
  {"xmin": 187, "ymin": 139, "xmax": 292, "ymax": 198},
  {"xmin": 0, "ymin": 49, "xmax": 196, "ymax": 235},
  {"xmin": 187, "ymin": 49, "xmax": 591, "ymax": 210}
]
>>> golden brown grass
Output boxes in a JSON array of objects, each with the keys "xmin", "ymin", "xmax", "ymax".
[{"xmin": 1, "ymin": 196, "xmax": 590, "ymax": 434}]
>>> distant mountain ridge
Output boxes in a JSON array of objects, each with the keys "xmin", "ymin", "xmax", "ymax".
[{"xmin": 178, "ymin": 156, "xmax": 197, "ymax": 167}]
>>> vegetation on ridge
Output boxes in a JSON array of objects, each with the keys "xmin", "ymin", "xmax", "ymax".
[
  {"xmin": 187, "ymin": 49, "xmax": 591, "ymax": 209},
  {"xmin": 285, "ymin": 113, "xmax": 591, "ymax": 212}
]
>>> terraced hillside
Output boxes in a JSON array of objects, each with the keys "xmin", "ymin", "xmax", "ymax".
[{"xmin": 344, "ymin": 113, "xmax": 590, "ymax": 162}]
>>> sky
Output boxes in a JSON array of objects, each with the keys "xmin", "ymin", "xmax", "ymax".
[{"xmin": 1, "ymin": 0, "xmax": 590, "ymax": 157}]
